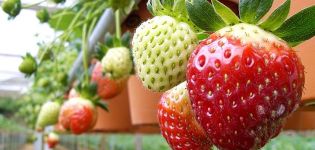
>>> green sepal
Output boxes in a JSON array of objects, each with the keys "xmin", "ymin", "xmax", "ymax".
[
  {"xmin": 239, "ymin": 0, "xmax": 273, "ymax": 24},
  {"xmin": 104, "ymin": 33, "xmax": 114, "ymax": 48},
  {"xmin": 121, "ymin": 32, "xmax": 131, "ymax": 48},
  {"xmin": 260, "ymin": 0, "xmax": 291, "ymax": 31},
  {"xmin": 185, "ymin": 0, "xmax": 226, "ymax": 32},
  {"xmin": 147, "ymin": 0, "xmax": 200, "ymax": 31},
  {"xmin": 197, "ymin": 32, "xmax": 209, "ymax": 41},
  {"xmin": 212, "ymin": 0, "xmax": 239, "ymax": 25},
  {"xmin": 95, "ymin": 100, "xmax": 109, "ymax": 112},
  {"xmin": 94, "ymin": 43, "xmax": 109, "ymax": 60},
  {"xmin": 274, "ymin": 6, "xmax": 315, "ymax": 46},
  {"xmin": 75, "ymin": 81, "xmax": 98, "ymax": 101}
]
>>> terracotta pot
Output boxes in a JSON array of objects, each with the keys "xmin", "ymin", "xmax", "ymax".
[
  {"xmin": 284, "ymin": 108, "xmax": 315, "ymax": 130},
  {"xmin": 92, "ymin": 83, "xmax": 133, "ymax": 133},
  {"xmin": 127, "ymin": 76, "xmax": 163, "ymax": 128}
]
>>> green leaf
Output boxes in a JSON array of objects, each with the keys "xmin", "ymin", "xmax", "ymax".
[
  {"xmin": 274, "ymin": 6, "xmax": 315, "ymax": 46},
  {"xmin": 121, "ymin": 32, "xmax": 131, "ymax": 48},
  {"xmin": 104, "ymin": 33, "xmax": 114, "ymax": 48},
  {"xmin": 260, "ymin": 0, "xmax": 291, "ymax": 31},
  {"xmin": 95, "ymin": 101, "xmax": 109, "ymax": 112},
  {"xmin": 212, "ymin": 0, "xmax": 240, "ymax": 25},
  {"xmin": 185, "ymin": 0, "xmax": 226, "ymax": 32},
  {"xmin": 240, "ymin": 0, "xmax": 273, "ymax": 24},
  {"xmin": 94, "ymin": 43, "xmax": 109, "ymax": 60},
  {"xmin": 48, "ymin": 10, "xmax": 77, "ymax": 31},
  {"xmin": 197, "ymin": 32, "xmax": 209, "ymax": 41}
]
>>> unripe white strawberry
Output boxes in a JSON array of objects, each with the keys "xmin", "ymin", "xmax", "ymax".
[
  {"xmin": 36, "ymin": 101, "xmax": 60, "ymax": 131},
  {"xmin": 101, "ymin": 47, "xmax": 133, "ymax": 79},
  {"xmin": 132, "ymin": 15, "xmax": 198, "ymax": 92}
]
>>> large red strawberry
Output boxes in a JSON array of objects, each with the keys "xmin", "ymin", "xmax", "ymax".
[
  {"xmin": 59, "ymin": 97, "xmax": 97, "ymax": 134},
  {"xmin": 158, "ymin": 82, "xmax": 212, "ymax": 150},
  {"xmin": 185, "ymin": 0, "xmax": 314, "ymax": 149},
  {"xmin": 91, "ymin": 61, "xmax": 125, "ymax": 100}
]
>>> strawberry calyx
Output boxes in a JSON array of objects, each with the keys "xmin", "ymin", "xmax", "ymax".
[
  {"xmin": 147, "ymin": 0, "xmax": 200, "ymax": 31},
  {"xmin": 186, "ymin": 0, "xmax": 315, "ymax": 46},
  {"xmin": 74, "ymin": 80, "xmax": 109, "ymax": 112}
]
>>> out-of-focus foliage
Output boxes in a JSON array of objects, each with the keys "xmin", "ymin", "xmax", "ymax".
[
  {"xmin": 262, "ymin": 132, "xmax": 315, "ymax": 150},
  {"xmin": 16, "ymin": 47, "xmax": 78, "ymax": 129},
  {"xmin": 58, "ymin": 133, "xmax": 315, "ymax": 150},
  {"xmin": 0, "ymin": 114, "xmax": 27, "ymax": 132},
  {"xmin": 0, "ymin": 97, "xmax": 20, "ymax": 116}
]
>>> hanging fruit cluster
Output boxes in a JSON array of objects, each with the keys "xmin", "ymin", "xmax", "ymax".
[
  {"xmin": 132, "ymin": 0, "xmax": 315, "ymax": 149},
  {"xmin": 8, "ymin": 0, "xmax": 136, "ymax": 137}
]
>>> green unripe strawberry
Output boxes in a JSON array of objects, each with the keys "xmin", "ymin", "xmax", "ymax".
[
  {"xmin": 57, "ymin": 72, "xmax": 68, "ymax": 86},
  {"xmin": 36, "ymin": 101, "xmax": 61, "ymax": 131},
  {"xmin": 101, "ymin": 47, "xmax": 133, "ymax": 79},
  {"xmin": 37, "ymin": 48, "xmax": 53, "ymax": 61},
  {"xmin": 36, "ymin": 9, "xmax": 50, "ymax": 23},
  {"xmin": 1, "ymin": 0, "xmax": 21, "ymax": 18},
  {"xmin": 37, "ymin": 78, "xmax": 50, "ymax": 88},
  {"xmin": 19, "ymin": 53, "xmax": 37, "ymax": 76},
  {"xmin": 132, "ymin": 15, "xmax": 198, "ymax": 92}
]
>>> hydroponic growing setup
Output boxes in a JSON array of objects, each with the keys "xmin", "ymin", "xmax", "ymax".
[{"xmin": 0, "ymin": 0, "xmax": 315, "ymax": 150}]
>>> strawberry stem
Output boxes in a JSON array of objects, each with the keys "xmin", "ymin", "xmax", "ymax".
[
  {"xmin": 115, "ymin": 9, "xmax": 121, "ymax": 42},
  {"xmin": 22, "ymin": 0, "xmax": 47, "ymax": 9},
  {"xmin": 82, "ymin": 23, "xmax": 89, "ymax": 85}
]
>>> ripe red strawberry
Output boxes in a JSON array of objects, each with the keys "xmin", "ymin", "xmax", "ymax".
[
  {"xmin": 158, "ymin": 82, "xmax": 212, "ymax": 150},
  {"xmin": 91, "ymin": 61, "xmax": 125, "ymax": 100},
  {"xmin": 185, "ymin": 0, "xmax": 314, "ymax": 149},
  {"xmin": 59, "ymin": 97, "xmax": 97, "ymax": 134},
  {"xmin": 46, "ymin": 132, "xmax": 59, "ymax": 149}
]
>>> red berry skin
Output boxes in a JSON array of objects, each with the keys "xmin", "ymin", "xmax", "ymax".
[
  {"xmin": 59, "ymin": 98, "xmax": 97, "ymax": 135},
  {"xmin": 91, "ymin": 61, "xmax": 125, "ymax": 100},
  {"xmin": 158, "ymin": 82, "xmax": 212, "ymax": 150},
  {"xmin": 46, "ymin": 133, "xmax": 59, "ymax": 149},
  {"xmin": 186, "ymin": 34, "xmax": 304, "ymax": 150}
]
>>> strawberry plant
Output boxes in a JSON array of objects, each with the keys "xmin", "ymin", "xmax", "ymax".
[{"xmin": 90, "ymin": 2, "xmax": 135, "ymax": 100}]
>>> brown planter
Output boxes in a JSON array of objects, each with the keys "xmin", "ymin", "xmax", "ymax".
[
  {"xmin": 127, "ymin": 75, "xmax": 163, "ymax": 133},
  {"xmin": 284, "ymin": 108, "xmax": 315, "ymax": 130},
  {"xmin": 92, "ymin": 83, "xmax": 133, "ymax": 133}
]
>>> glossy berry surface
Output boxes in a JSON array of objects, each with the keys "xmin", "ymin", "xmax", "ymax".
[
  {"xmin": 59, "ymin": 97, "xmax": 97, "ymax": 135},
  {"xmin": 158, "ymin": 82, "xmax": 212, "ymax": 150},
  {"xmin": 186, "ymin": 24, "xmax": 304, "ymax": 150}
]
